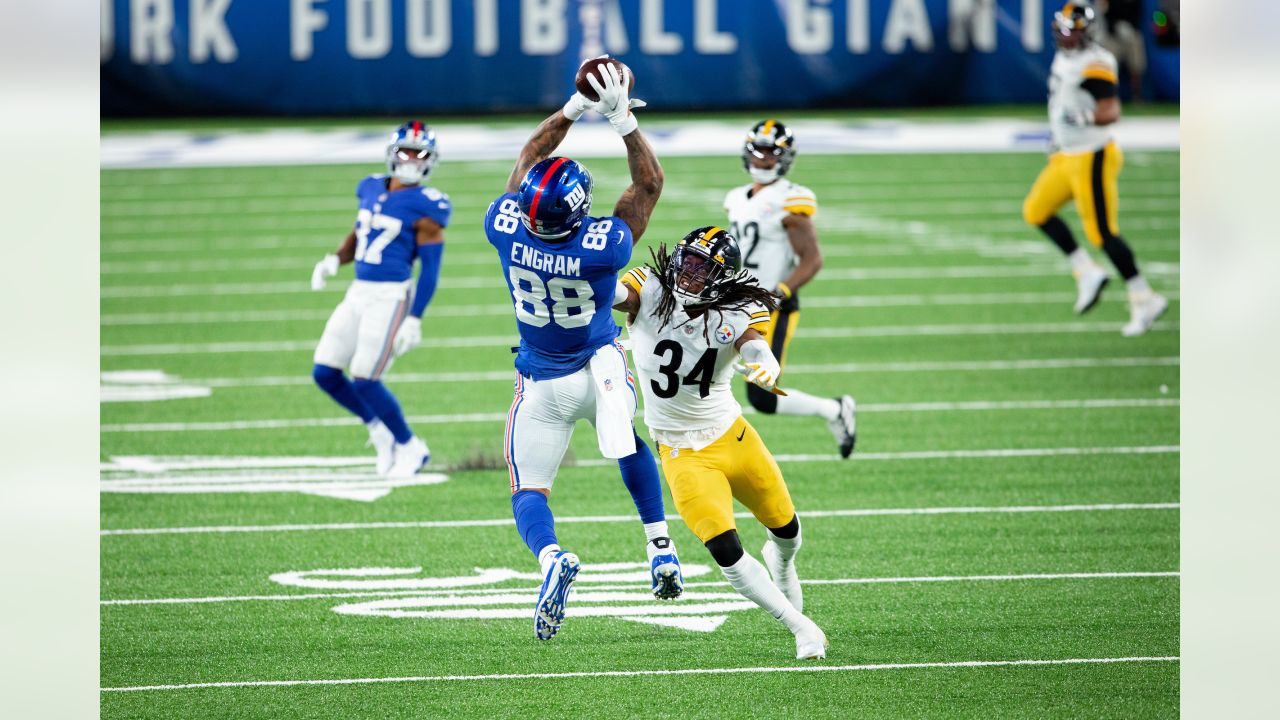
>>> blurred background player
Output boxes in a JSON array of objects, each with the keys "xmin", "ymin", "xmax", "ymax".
[
  {"xmin": 485, "ymin": 61, "xmax": 681, "ymax": 641},
  {"xmin": 725, "ymin": 120, "xmax": 857, "ymax": 457},
  {"xmin": 1097, "ymin": 0, "xmax": 1147, "ymax": 101},
  {"xmin": 1022, "ymin": 1, "xmax": 1167, "ymax": 337},
  {"xmin": 309, "ymin": 121, "xmax": 448, "ymax": 477},
  {"xmin": 617, "ymin": 227, "xmax": 827, "ymax": 660}
]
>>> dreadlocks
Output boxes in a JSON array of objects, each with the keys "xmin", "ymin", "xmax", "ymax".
[{"xmin": 648, "ymin": 243, "xmax": 779, "ymax": 343}]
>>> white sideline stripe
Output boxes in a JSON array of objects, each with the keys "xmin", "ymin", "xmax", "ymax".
[
  {"xmin": 99, "ymin": 656, "xmax": 1180, "ymax": 692},
  {"xmin": 100, "ymin": 322, "xmax": 1180, "ymax": 356},
  {"xmin": 99, "ymin": 399, "xmax": 1178, "ymax": 432},
  {"xmin": 100, "ymin": 502, "xmax": 1178, "ymax": 536},
  {"xmin": 100, "ymin": 571, "xmax": 1179, "ymax": 606},
  {"xmin": 185, "ymin": 357, "xmax": 1180, "ymax": 389}
]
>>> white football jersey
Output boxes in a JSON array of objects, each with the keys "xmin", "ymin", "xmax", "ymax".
[
  {"xmin": 1048, "ymin": 44, "xmax": 1119, "ymax": 154},
  {"xmin": 626, "ymin": 268, "xmax": 771, "ymax": 450},
  {"xmin": 723, "ymin": 179, "xmax": 817, "ymax": 291}
]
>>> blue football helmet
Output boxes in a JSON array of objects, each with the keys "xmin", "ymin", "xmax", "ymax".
[
  {"xmin": 517, "ymin": 157, "xmax": 593, "ymax": 240},
  {"xmin": 386, "ymin": 120, "xmax": 439, "ymax": 184}
]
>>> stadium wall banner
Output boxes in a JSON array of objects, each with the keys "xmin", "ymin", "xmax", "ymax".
[{"xmin": 101, "ymin": 0, "xmax": 1180, "ymax": 115}]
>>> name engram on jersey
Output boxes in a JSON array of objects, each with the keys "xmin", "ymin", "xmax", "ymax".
[{"xmin": 723, "ymin": 180, "xmax": 818, "ymax": 291}]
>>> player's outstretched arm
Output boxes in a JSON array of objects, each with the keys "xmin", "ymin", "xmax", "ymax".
[
  {"xmin": 613, "ymin": 130, "xmax": 664, "ymax": 244},
  {"xmin": 311, "ymin": 230, "xmax": 357, "ymax": 290},
  {"xmin": 504, "ymin": 111, "xmax": 575, "ymax": 194}
]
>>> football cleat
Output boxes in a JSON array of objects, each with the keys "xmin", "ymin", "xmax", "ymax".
[
  {"xmin": 1073, "ymin": 265, "xmax": 1110, "ymax": 315},
  {"xmin": 1122, "ymin": 291, "xmax": 1169, "ymax": 337},
  {"xmin": 762, "ymin": 539, "xmax": 803, "ymax": 612},
  {"xmin": 534, "ymin": 551, "xmax": 581, "ymax": 640},
  {"xmin": 386, "ymin": 436, "xmax": 430, "ymax": 478},
  {"xmin": 367, "ymin": 420, "xmax": 396, "ymax": 476},
  {"xmin": 826, "ymin": 395, "xmax": 857, "ymax": 458},
  {"xmin": 648, "ymin": 537, "xmax": 684, "ymax": 600},
  {"xmin": 793, "ymin": 615, "xmax": 828, "ymax": 660}
]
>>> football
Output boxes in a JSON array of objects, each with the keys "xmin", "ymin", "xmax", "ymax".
[{"xmin": 574, "ymin": 57, "xmax": 634, "ymax": 102}]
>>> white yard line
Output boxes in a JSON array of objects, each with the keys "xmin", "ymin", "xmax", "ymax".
[
  {"xmin": 99, "ymin": 655, "xmax": 1179, "ymax": 692},
  {"xmin": 99, "ymin": 399, "xmax": 1178, "ymax": 432},
  {"xmin": 99, "ymin": 291, "xmax": 1181, "ymax": 327},
  {"xmin": 100, "ymin": 502, "xmax": 1178, "ymax": 537},
  {"xmin": 100, "ymin": 321, "xmax": 1179, "ymax": 357},
  {"xmin": 100, "ymin": 570, "xmax": 1179, "ymax": 605}
]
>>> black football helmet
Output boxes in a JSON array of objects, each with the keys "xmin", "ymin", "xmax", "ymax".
[
  {"xmin": 668, "ymin": 226, "xmax": 744, "ymax": 307},
  {"xmin": 1053, "ymin": 1, "xmax": 1096, "ymax": 50},
  {"xmin": 742, "ymin": 119, "xmax": 797, "ymax": 180}
]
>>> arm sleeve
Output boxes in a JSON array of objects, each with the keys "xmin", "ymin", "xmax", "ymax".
[
  {"xmin": 410, "ymin": 242, "xmax": 444, "ymax": 317},
  {"xmin": 1081, "ymin": 77, "xmax": 1118, "ymax": 100},
  {"xmin": 737, "ymin": 337, "xmax": 780, "ymax": 379}
]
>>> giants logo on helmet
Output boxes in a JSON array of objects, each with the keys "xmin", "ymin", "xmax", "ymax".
[{"xmin": 565, "ymin": 182, "xmax": 587, "ymax": 211}]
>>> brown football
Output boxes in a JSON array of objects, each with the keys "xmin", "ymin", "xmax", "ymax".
[{"xmin": 574, "ymin": 57, "xmax": 634, "ymax": 102}]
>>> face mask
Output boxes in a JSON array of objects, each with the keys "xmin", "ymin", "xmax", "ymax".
[{"xmin": 748, "ymin": 165, "xmax": 780, "ymax": 184}]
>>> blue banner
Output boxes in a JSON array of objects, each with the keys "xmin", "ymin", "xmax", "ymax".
[{"xmin": 101, "ymin": 0, "xmax": 1179, "ymax": 115}]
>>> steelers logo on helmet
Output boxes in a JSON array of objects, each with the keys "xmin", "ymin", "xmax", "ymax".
[
  {"xmin": 386, "ymin": 120, "xmax": 439, "ymax": 185},
  {"xmin": 1052, "ymin": 1, "xmax": 1096, "ymax": 51},
  {"xmin": 667, "ymin": 226, "xmax": 744, "ymax": 308},
  {"xmin": 742, "ymin": 119, "xmax": 797, "ymax": 184}
]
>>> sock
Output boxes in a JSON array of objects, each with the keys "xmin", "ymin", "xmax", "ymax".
[
  {"xmin": 1126, "ymin": 274, "xmax": 1151, "ymax": 296},
  {"xmin": 643, "ymin": 521, "xmax": 671, "ymax": 544},
  {"xmin": 511, "ymin": 490, "xmax": 559, "ymax": 562},
  {"xmin": 1068, "ymin": 248, "xmax": 1097, "ymax": 275},
  {"xmin": 312, "ymin": 364, "xmax": 375, "ymax": 423},
  {"xmin": 775, "ymin": 390, "xmax": 841, "ymax": 421},
  {"xmin": 618, "ymin": 435, "xmax": 666, "ymax": 525},
  {"xmin": 720, "ymin": 553, "xmax": 805, "ymax": 633},
  {"xmin": 538, "ymin": 544, "xmax": 562, "ymax": 572},
  {"xmin": 1038, "ymin": 216, "xmax": 1079, "ymax": 255},
  {"xmin": 351, "ymin": 379, "xmax": 412, "ymax": 443},
  {"xmin": 766, "ymin": 522, "xmax": 802, "ymax": 563}
]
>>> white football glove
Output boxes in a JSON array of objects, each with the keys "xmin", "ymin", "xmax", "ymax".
[
  {"xmin": 585, "ymin": 62, "xmax": 646, "ymax": 136},
  {"xmin": 392, "ymin": 316, "xmax": 422, "ymax": 358},
  {"xmin": 311, "ymin": 254, "xmax": 340, "ymax": 290},
  {"xmin": 736, "ymin": 361, "xmax": 779, "ymax": 392}
]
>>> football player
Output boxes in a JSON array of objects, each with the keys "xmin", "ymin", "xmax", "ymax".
[
  {"xmin": 1022, "ymin": 1, "xmax": 1167, "ymax": 336},
  {"xmin": 484, "ymin": 60, "xmax": 682, "ymax": 641},
  {"xmin": 309, "ymin": 121, "xmax": 448, "ymax": 477},
  {"xmin": 616, "ymin": 226, "xmax": 828, "ymax": 660},
  {"xmin": 725, "ymin": 120, "xmax": 857, "ymax": 458}
]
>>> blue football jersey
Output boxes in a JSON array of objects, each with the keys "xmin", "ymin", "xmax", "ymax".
[
  {"xmin": 353, "ymin": 174, "xmax": 452, "ymax": 282},
  {"xmin": 485, "ymin": 192, "xmax": 633, "ymax": 380}
]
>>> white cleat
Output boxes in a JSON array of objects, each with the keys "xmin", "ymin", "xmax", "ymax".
[
  {"xmin": 826, "ymin": 395, "xmax": 857, "ymax": 458},
  {"xmin": 762, "ymin": 539, "xmax": 803, "ymax": 612},
  {"xmin": 1122, "ymin": 291, "xmax": 1169, "ymax": 337},
  {"xmin": 367, "ymin": 421, "xmax": 396, "ymax": 476},
  {"xmin": 1073, "ymin": 266, "xmax": 1110, "ymax": 314},
  {"xmin": 534, "ymin": 551, "xmax": 581, "ymax": 640},
  {"xmin": 793, "ymin": 615, "xmax": 828, "ymax": 660},
  {"xmin": 386, "ymin": 436, "xmax": 430, "ymax": 478}
]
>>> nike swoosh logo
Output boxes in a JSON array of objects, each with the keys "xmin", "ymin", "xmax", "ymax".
[
  {"xmin": 615, "ymin": 230, "xmax": 626, "ymax": 243},
  {"xmin": 736, "ymin": 428, "xmax": 746, "ymax": 442}
]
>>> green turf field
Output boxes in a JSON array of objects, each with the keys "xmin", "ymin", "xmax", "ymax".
[{"xmin": 100, "ymin": 147, "xmax": 1179, "ymax": 717}]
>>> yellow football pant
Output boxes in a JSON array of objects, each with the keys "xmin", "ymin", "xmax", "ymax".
[
  {"xmin": 658, "ymin": 416, "xmax": 796, "ymax": 543},
  {"xmin": 1022, "ymin": 141, "xmax": 1124, "ymax": 248}
]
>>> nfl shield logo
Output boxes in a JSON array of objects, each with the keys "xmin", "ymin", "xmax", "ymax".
[{"xmin": 604, "ymin": 378, "xmax": 613, "ymax": 392}]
